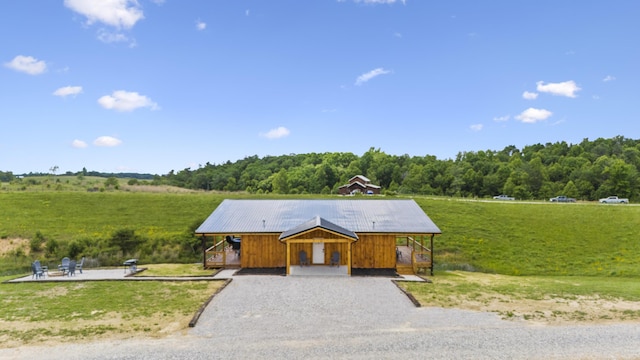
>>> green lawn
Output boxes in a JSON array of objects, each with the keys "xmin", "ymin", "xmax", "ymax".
[
  {"xmin": 2, "ymin": 192, "xmax": 640, "ymax": 345},
  {"xmin": 416, "ymin": 198, "xmax": 640, "ymax": 276},
  {"xmin": 398, "ymin": 270, "xmax": 640, "ymax": 323},
  {"xmin": 0, "ymin": 275, "xmax": 223, "ymax": 346}
]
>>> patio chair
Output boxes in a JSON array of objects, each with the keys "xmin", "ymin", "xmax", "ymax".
[
  {"xmin": 76, "ymin": 257, "xmax": 85, "ymax": 274},
  {"xmin": 68, "ymin": 260, "xmax": 76, "ymax": 276},
  {"xmin": 58, "ymin": 257, "xmax": 70, "ymax": 275},
  {"xmin": 330, "ymin": 251, "xmax": 340, "ymax": 267},
  {"xmin": 299, "ymin": 250, "xmax": 309, "ymax": 266},
  {"xmin": 32, "ymin": 260, "xmax": 46, "ymax": 279}
]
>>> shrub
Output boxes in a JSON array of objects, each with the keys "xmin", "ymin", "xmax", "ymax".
[
  {"xmin": 108, "ymin": 228, "xmax": 140, "ymax": 255},
  {"xmin": 45, "ymin": 238, "xmax": 59, "ymax": 257},
  {"xmin": 30, "ymin": 231, "xmax": 46, "ymax": 253},
  {"xmin": 67, "ymin": 240, "xmax": 85, "ymax": 259}
]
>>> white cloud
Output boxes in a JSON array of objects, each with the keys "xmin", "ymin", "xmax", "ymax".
[
  {"xmin": 470, "ymin": 124, "xmax": 483, "ymax": 132},
  {"xmin": 603, "ymin": 75, "xmax": 616, "ymax": 82},
  {"xmin": 355, "ymin": 68, "xmax": 391, "ymax": 86},
  {"xmin": 522, "ymin": 91, "xmax": 538, "ymax": 100},
  {"xmin": 53, "ymin": 86, "xmax": 83, "ymax": 97},
  {"xmin": 196, "ymin": 20, "xmax": 206, "ymax": 30},
  {"xmin": 4, "ymin": 55, "xmax": 47, "ymax": 75},
  {"xmin": 493, "ymin": 115, "xmax": 510, "ymax": 122},
  {"xmin": 97, "ymin": 29, "xmax": 133, "ymax": 44},
  {"xmin": 72, "ymin": 139, "xmax": 88, "ymax": 148},
  {"xmin": 93, "ymin": 136, "xmax": 122, "ymax": 147},
  {"xmin": 98, "ymin": 90, "xmax": 158, "ymax": 112},
  {"xmin": 536, "ymin": 80, "xmax": 581, "ymax": 98},
  {"xmin": 260, "ymin": 126, "xmax": 290, "ymax": 139},
  {"xmin": 515, "ymin": 108, "xmax": 552, "ymax": 124},
  {"xmin": 64, "ymin": 0, "xmax": 144, "ymax": 29}
]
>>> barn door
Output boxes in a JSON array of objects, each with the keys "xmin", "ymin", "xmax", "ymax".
[{"xmin": 312, "ymin": 242, "xmax": 325, "ymax": 264}]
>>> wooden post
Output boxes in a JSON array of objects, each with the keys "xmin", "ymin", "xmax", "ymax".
[
  {"xmin": 347, "ymin": 242, "xmax": 352, "ymax": 275},
  {"xmin": 430, "ymin": 234, "xmax": 434, "ymax": 276},
  {"xmin": 286, "ymin": 242, "xmax": 291, "ymax": 275},
  {"xmin": 201, "ymin": 235, "xmax": 206, "ymax": 269}
]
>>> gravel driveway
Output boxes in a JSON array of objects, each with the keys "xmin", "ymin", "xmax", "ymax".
[{"xmin": 2, "ymin": 275, "xmax": 640, "ymax": 359}]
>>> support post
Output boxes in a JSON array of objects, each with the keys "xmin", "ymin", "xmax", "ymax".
[
  {"xmin": 430, "ymin": 234, "xmax": 434, "ymax": 276},
  {"xmin": 286, "ymin": 242, "xmax": 291, "ymax": 275},
  {"xmin": 201, "ymin": 235, "xmax": 206, "ymax": 269}
]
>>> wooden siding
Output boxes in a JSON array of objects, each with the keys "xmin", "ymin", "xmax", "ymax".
[
  {"xmin": 240, "ymin": 234, "xmax": 286, "ymax": 268},
  {"xmin": 206, "ymin": 231, "xmax": 422, "ymax": 270},
  {"xmin": 351, "ymin": 234, "xmax": 396, "ymax": 269},
  {"xmin": 285, "ymin": 229, "xmax": 351, "ymax": 266}
]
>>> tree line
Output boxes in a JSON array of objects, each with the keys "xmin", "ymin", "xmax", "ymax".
[{"xmin": 159, "ymin": 136, "xmax": 639, "ymax": 201}]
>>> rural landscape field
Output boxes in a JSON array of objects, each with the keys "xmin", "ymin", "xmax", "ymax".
[{"xmin": 1, "ymin": 182, "xmax": 639, "ymax": 346}]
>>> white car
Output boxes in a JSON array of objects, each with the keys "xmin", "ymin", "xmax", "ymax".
[
  {"xmin": 493, "ymin": 194, "xmax": 515, "ymax": 200},
  {"xmin": 599, "ymin": 196, "xmax": 629, "ymax": 204}
]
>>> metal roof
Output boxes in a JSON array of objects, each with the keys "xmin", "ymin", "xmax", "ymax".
[
  {"xmin": 279, "ymin": 216, "xmax": 359, "ymax": 240},
  {"xmin": 195, "ymin": 199, "xmax": 441, "ymax": 235}
]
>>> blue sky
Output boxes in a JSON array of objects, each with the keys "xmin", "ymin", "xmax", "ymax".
[{"xmin": 1, "ymin": 0, "xmax": 638, "ymax": 175}]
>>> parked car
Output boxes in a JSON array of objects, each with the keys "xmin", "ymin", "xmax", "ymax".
[
  {"xmin": 493, "ymin": 194, "xmax": 515, "ymax": 200},
  {"xmin": 549, "ymin": 195, "xmax": 576, "ymax": 202},
  {"xmin": 599, "ymin": 196, "xmax": 629, "ymax": 204}
]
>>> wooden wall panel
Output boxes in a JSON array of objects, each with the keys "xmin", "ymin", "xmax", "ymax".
[
  {"xmin": 352, "ymin": 234, "xmax": 395, "ymax": 268},
  {"xmin": 237, "ymin": 232, "xmax": 396, "ymax": 269},
  {"xmin": 241, "ymin": 234, "xmax": 286, "ymax": 268}
]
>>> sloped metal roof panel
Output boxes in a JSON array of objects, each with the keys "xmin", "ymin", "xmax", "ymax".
[
  {"xmin": 279, "ymin": 216, "xmax": 359, "ymax": 240},
  {"xmin": 195, "ymin": 199, "xmax": 441, "ymax": 234}
]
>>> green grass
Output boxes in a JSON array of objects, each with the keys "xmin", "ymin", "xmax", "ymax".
[
  {"xmin": 136, "ymin": 263, "xmax": 216, "ymax": 277},
  {"xmin": 2, "ymin": 192, "xmax": 640, "ymax": 277},
  {"xmin": 398, "ymin": 270, "xmax": 640, "ymax": 322},
  {"xmin": 415, "ymin": 198, "xmax": 640, "ymax": 276},
  {"xmin": 0, "ymin": 278, "xmax": 223, "ymax": 345},
  {"xmin": 0, "ymin": 191, "xmax": 222, "ymax": 240}
]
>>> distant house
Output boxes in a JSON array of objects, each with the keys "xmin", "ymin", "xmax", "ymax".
[
  {"xmin": 338, "ymin": 175, "xmax": 381, "ymax": 195},
  {"xmin": 195, "ymin": 199, "xmax": 441, "ymax": 276}
]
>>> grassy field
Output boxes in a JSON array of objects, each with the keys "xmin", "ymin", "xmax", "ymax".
[
  {"xmin": 0, "ymin": 191, "xmax": 220, "ymax": 240},
  {"xmin": 0, "ymin": 274, "xmax": 224, "ymax": 347},
  {"xmin": 417, "ymin": 198, "xmax": 640, "ymax": 276},
  {"xmin": 1, "ymin": 190, "xmax": 640, "ymax": 345},
  {"xmin": 1, "ymin": 191, "xmax": 639, "ymax": 276},
  {"xmin": 398, "ymin": 270, "xmax": 640, "ymax": 323},
  {"xmin": 135, "ymin": 263, "xmax": 217, "ymax": 277}
]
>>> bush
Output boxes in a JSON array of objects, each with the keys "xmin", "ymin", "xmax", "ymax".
[
  {"xmin": 67, "ymin": 240, "xmax": 85, "ymax": 259},
  {"xmin": 30, "ymin": 231, "xmax": 46, "ymax": 253},
  {"xmin": 108, "ymin": 229, "xmax": 140, "ymax": 255}
]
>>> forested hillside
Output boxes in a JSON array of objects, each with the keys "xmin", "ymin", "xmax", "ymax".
[{"xmin": 160, "ymin": 136, "xmax": 640, "ymax": 201}]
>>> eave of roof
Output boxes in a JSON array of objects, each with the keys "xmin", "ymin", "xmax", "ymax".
[{"xmin": 279, "ymin": 216, "xmax": 358, "ymax": 241}]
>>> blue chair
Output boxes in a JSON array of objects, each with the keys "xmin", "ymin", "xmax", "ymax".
[
  {"xmin": 330, "ymin": 251, "xmax": 340, "ymax": 267},
  {"xmin": 32, "ymin": 260, "xmax": 46, "ymax": 279},
  {"xmin": 58, "ymin": 257, "xmax": 70, "ymax": 275},
  {"xmin": 76, "ymin": 257, "xmax": 85, "ymax": 274},
  {"xmin": 68, "ymin": 260, "xmax": 76, "ymax": 276},
  {"xmin": 299, "ymin": 250, "xmax": 309, "ymax": 266}
]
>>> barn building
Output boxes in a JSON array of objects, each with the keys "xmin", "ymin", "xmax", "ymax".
[{"xmin": 195, "ymin": 199, "xmax": 441, "ymax": 276}]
